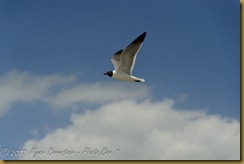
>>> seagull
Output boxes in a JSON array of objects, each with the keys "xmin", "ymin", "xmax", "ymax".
[{"xmin": 103, "ymin": 32, "xmax": 147, "ymax": 82}]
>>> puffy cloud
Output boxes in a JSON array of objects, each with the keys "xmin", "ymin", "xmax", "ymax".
[
  {"xmin": 21, "ymin": 99, "xmax": 240, "ymax": 160},
  {"xmin": 0, "ymin": 70, "xmax": 239, "ymax": 160}
]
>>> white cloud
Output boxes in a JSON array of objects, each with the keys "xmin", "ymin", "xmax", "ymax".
[
  {"xmin": 0, "ymin": 70, "xmax": 239, "ymax": 160},
  {"xmin": 0, "ymin": 70, "xmax": 76, "ymax": 116},
  {"xmin": 21, "ymin": 99, "xmax": 240, "ymax": 160},
  {"xmin": 46, "ymin": 82, "xmax": 150, "ymax": 108},
  {"xmin": 0, "ymin": 70, "xmax": 149, "ymax": 116}
]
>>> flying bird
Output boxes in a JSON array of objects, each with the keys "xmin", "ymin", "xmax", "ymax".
[{"xmin": 103, "ymin": 32, "xmax": 147, "ymax": 82}]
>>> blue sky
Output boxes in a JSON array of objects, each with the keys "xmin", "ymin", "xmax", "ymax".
[{"xmin": 0, "ymin": 0, "xmax": 240, "ymax": 160}]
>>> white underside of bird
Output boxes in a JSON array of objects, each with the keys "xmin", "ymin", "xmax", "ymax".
[
  {"xmin": 111, "ymin": 70, "xmax": 145, "ymax": 82},
  {"xmin": 104, "ymin": 32, "xmax": 147, "ymax": 82}
]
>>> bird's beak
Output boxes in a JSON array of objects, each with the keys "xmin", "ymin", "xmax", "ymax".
[{"xmin": 103, "ymin": 72, "xmax": 107, "ymax": 75}]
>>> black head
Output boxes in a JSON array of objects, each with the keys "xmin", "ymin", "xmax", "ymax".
[{"xmin": 103, "ymin": 71, "xmax": 113, "ymax": 77}]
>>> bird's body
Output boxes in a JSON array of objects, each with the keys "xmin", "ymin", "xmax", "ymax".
[
  {"xmin": 104, "ymin": 32, "xmax": 147, "ymax": 82},
  {"xmin": 111, "ymin": 70, "xmax": 145, "ymax": 82}
]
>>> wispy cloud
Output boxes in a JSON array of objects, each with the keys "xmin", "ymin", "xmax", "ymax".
[
  {"xmin": 46, "ymin": 82, "xmax": 150, "ymax": 108},
  {"xmin": 0, "ymin": 70, "xmax": 76, "ymax": 116},
  {"xmin": 0, "ymin": 70, "xmax": 150, "ymax": 116}
]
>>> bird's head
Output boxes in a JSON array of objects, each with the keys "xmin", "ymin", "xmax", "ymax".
[{"xmin": 103, "ymin": 71, "xmax": 113, "ymax": 77}]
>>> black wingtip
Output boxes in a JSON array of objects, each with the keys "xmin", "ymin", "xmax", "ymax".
[
  {"xmin": 138, "ymin": 32, "xmax": 147, "ymax": 41},
  {"xmin": 142, "ymin": 32, "xmax": 147, "ymax": 36},
  {"xmin": 130, "ymin": 32, "xmax": 147, "ymax": 45}
]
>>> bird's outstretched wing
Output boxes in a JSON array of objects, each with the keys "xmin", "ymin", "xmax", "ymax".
[{"xmin": 120, "ymin": 32, "xmax": 146, "ymax": 75}]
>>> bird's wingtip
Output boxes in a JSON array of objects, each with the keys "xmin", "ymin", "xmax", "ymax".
[{"xmin": 131, "ymin": 32, "xmax": 147, "ymax": 44}]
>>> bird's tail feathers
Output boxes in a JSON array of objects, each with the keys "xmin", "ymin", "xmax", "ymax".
[{"xmin": 135, "ymin": 78, "xmax": 145, "ymax": 82}]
